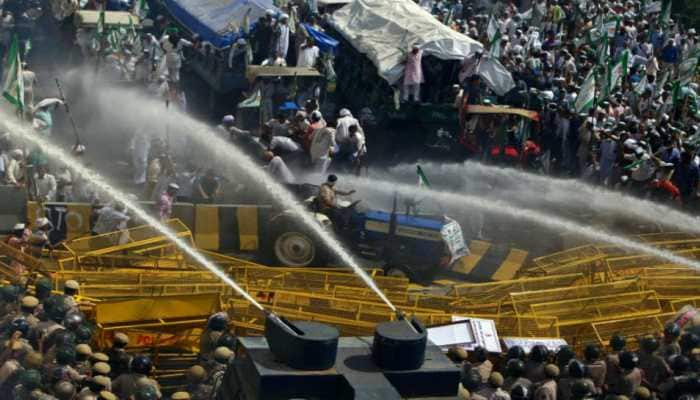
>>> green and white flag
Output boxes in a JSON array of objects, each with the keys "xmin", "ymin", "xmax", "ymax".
[
  {"xmin": 660, "ymin": 0, "xmax": 672, "ymax": 27},
  {"xmin": 2, "ymin": 35, "xmax": 24, "ymax": 111},
  {"xmin": 134, "ymin": 0, "xmax": 149, "ymax": 19},
  {"xmin": 606, "ymin": 50, "xmax": 629, "ymax": 96},
  {"xmin": 634, "ymin": 73, "xmax": 648, "ymax": 95},
  {"xmin": 238, "ymin": 89, "xmax": 261, "ymax": 108},
  {"xmin": 417, "ymin": 165, "xmax": 430, "ymax": 188},
  {"xmin": 597, "ymin": 34, "xmax": 609, "ymax": 65},
  {"xmin": 92, "ymin": 9, "xmax": 106, "ymax": 51},
  {"xmin": 679, "ymin": 51, "xmax": 699, "ymax": 86},
  {"xmin": 487, "ymin": 15, "xmax": 502, "ymax": 58},
  {"xmin": 23, "ymin": 39, "xmax": 31, "ymax": 58},
  {"xmin": 575, "ymin": 72, "xmax": 596, "ymax": 113}
]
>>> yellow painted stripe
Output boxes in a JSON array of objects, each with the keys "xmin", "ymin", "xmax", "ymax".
[
  {"xmin": 452, "ymin": 240, "xmax": 491, "ymax": 275},
  {"xmin": 195, "ymin": 206, "xmax": 219, "ymax": 250},
  {"xmin": 66, "ymin": 204, "xmax": 93, "ymax": 240},
  {"xmin": 236, "ymin": 207, "xmax": 259, "ymax": 251},
  {"xmin": 492, "ymin": 249, "xmax": 529, "ymax": 281}
]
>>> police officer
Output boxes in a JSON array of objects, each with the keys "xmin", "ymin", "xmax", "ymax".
[
  {"xmin": 112, "ymin": 355, "xmax": 161, "ymax": 399},
  {"xmin": 558, "ymin": 359, "xmax": 595, "ymax": 400},
  {"xmin": 185, "ymin": 365, "xmax": 212, "ymax": 400},
  {"xmin": 615, "ymin": 351, "xmax": 642, "ymax": 397},
  {"xmin": 62, "ymin": 280, "xmax": 80, "ymax": 312},
  {"xmin": 172, "ymin": 392, "xmax": 191, "ymax": 400},
  {"xmin": 13, "ymin": 369, "xmax": 42, "ymax": 400},
  {"xmin": 638, "ymin": 335, "xmax": 671, "ymax": 390},
  {"xmin": 583, "ymin": 345, "xmax": 606, "ymax": 395},
  {"xmin": 106, "ymin": 332, "xmax": 129, "ymax": 376},
  {"xmin": 477, "ymin": 372, "xmax": 510, "ymax": 400},
  {"xmin": 503, "ymin": 359, "xmax": 531, "ymax": 393},
  {"xmin": 462, "ymin": 369, "xmax": 486, "ymax": 400},
  {"xmin": 36, "ymin": 301, "xmax": 68, "ymax": 350},
  {"xmin": 660, "ymin": 323, "xmax": 682, "ymax": 359},
  {"xmin": 209, "ymin": 347, "xmax": 233, "ymax": 399},
  {"xmin": 472, "ymin": 347, "xmax": 493, "ymax": 384},
  {"xmin": 0, "ymin": 285, "xmax": 21, "ymax": 316},
  {"xmin": 78, "ymin": 375, "xmax": 111, "ymax": 398},
  {"xmin": 605, "ymin": 334, "xmax": 627, "ymax": 393},
  {"xmin": 526, "ymin": 345, "xmax": 549, "ymax": 383},
  {"xmin": 510, "ymin": 385, "xmax": 529, "ymax": 400},
  {"xmin": 75, "ymin": 344, "xmax": 92, "ymax": 375},
  {"xmin": 1, "ymin": 296, "xmax": 38, "ymax": 332},
  {"xmin": 53, "ymin": 380, "xmax": 77, "ymax": 400},
  {"xmin": 533, "ymin": 364, "xmax": 559, "ymax": 400},
  {"xmin": 51, "ymin": 346, "xmax": 85, "ymax": 383},
  {"xmin": 199, "ymin": 313, "xmax": 228, "ymax": 363}
]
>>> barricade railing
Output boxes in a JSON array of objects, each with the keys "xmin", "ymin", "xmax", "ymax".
[{"xmin": 591, "ymin": 312, "xmax": 676, "ymax": 349}]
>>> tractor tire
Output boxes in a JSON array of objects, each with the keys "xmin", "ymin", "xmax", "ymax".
[{"xmin": 266, "ymin": 218, "xmax": 328, "ymax": 267}]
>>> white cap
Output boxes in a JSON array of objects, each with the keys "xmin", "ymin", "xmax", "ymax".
[
  {"xmin": 35, "ymin": 217, "xmax": 51, "ymax": 228},
  {"xmin": 265, "ymin": 9, "xmax": 274, "ymax": 16},
  {"xmin": 338, "ymin": 108, "xmax": 352, "ymax": 117},
  {"xmin": 11, "ymin": 149, "xmax": 23, "ymax": 158},
  {"xmin": 13, "ymin": 223, "xmax": 25, "ymax": 230},
  {"xmin": 168, "ymin": 183, "xmax": 180, "ymax": 190},
  {"xmin": 222, "ymin": 115, "xmax": 235, "ymax": 123},
  {"xmin": 280, "ymin": 13, "xmax": 289, "ymax": 20}
]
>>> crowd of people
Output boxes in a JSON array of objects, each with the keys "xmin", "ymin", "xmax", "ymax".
[
  {"xmin": 448, "ymin": 324, "xmax": 700, "ymax": 400},
  {"xmin": 0, "ymin": 278, "xmax": 235, "ymax": 399},
  {"xmin": 399, "ymin": 0, "xmax": 700, "ymax": 209}
]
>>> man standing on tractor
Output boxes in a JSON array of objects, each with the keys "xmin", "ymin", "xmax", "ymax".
[{"xmin": 316, "ymin": 174, "xmax": 355, "ymax": 227}]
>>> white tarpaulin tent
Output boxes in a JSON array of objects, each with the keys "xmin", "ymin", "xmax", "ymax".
[{"xmin": 330, "ymin": 0, "xmax": 484, "ymax": 85}]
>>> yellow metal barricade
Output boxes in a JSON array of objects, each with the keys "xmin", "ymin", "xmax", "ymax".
[
  {"xmin": 94, "ymin": 293, "xmax": 220, "ymax": 352},
  {"xmin": 591, "ymin": 312, "xmax": 676, "ymax": 349},
  {"xmin": 510, "ymin": 279, "xmax": 643, "ymax": 316},
  {"xmin": 450, "ymin": 273, "xmax": 586, "ymax": 303},
  {"xmin": 639, "ymin": 275, "xmax": 700, "ymax": 300},
  {"xmin": 528, "ymin": 245, "xmax": 603, "ymax": 272},
  {"xmin": 528, "ymin": 291, "xmax": 662, "ymax": 328}
]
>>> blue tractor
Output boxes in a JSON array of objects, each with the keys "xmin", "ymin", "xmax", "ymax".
[{"xmin": 266, "ymin": 184, "xmax": 469, "ymax": 281}]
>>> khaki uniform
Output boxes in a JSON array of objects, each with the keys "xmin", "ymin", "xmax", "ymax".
[
  {"xmin": 659, "ymin": 341, "xmax": 681, "ymax": 359},
  {"xmin": 477, "ymin": 387, "xmax": 511, "ymax": 400},
  {"xmin": 471, "ymin": 393, "xmax": 488, "ymax": 400},
  {"xmin": 187, "ymin": 382, "xmax": 214, "ymax": 400},
  {"xmin": 616, "ymin": 368, "xmax": 642, "ymax": 397},
  {"xmin": 638, "ymin": 352, "xmax": 670, "ymax": 389},
  {"xmin": 112, "ymin": 373, "xmax": 162, "ymax": 399},
  {"xmin": 604, "ymin": 353, "xmax": 622, "ymax": 393},
  {"xmin": 199, "ymin": 330, "xmax": 223, "ymax": 360},
  {"xmin": 474, "ymin": 360, "xmax": 493, "ymax": 383},
  {"xmin": 558, "ymin": 378, "xmax": 595, "ymax": 400},
  {"xmin": 525, "ymin": 361, "xmax": 546, "ymax": 384},
  {"xmin": 503, "ymin": 376, "xmax": 532, "ymax": 392},
  {"xmin": 534, "ymin": 379, "xmax": 557, "ymax": 400},
  {"xmin": 585, "ymin": 360, "xmax": 606, "ymax": 393}
]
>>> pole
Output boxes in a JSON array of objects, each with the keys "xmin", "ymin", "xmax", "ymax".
[{"xmin": 55, "ymin": 79, "xmax": 82, "ymax": 147}]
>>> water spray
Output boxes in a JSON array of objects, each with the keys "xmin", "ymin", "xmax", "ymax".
[
  {"xmin": 391, "ymin": 161, "xmax": 700, "ymax": 235},
  {"xmin": 3, "ymin": 115, "xmax": 266, "ymax": 312},
  {"xmin": 344, "ymin": 175, "xmax": 700, "ymax": 271}
]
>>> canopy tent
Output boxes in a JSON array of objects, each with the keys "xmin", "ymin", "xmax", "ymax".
[
  {"xmin": 329, "ymin": 0, "xmax": 483, "ymax": 85},
  {"xmin": 301, "ymin": 23, "xmax": 339, "ymax": 55},
  {"xmin": 163, "ymin": 0, "xmax": 275, "ymax": 49}
]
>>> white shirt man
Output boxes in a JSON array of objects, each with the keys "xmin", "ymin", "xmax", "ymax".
[
  {"xmin": 335, "ymin": 109, "xmax": 360, "ymax": 145},
  {"xmin": 93, "ymin": 204, "xmax": 130, "ymax": 235},
  {"xmin": 33, "ymin": 169, "xmax": 57, "ymax": 202},
  {"xmin": 266, "ymin": 155, "xmax": 295, "ymax": 183},
  {"xmin": 297, "ymin": 42, "xmax": 320, "ymax": 68},
  {"xmin": 269, "ymin": 136, "xmax": 302, "ymax": 153}
]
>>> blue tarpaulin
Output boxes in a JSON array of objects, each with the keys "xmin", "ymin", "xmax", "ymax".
[
  {"xmin": 301, "ymin": 23, "xmax": 339, "ymax": 55},
  {"xmin": 163, "ymin": 0, "xmax": 275, "ymax": 48}
]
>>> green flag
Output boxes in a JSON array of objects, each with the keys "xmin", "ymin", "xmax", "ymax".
[
  {"xmin": 660, "ymin": 0, "xmax": 672, "ymax": 27},
  {"xmin": 672, "ymin": 80, "xmax": 681, "ymax": 106},
  {"xmin": 597, "ymin": 34, "xmax": 609, "ymax": 65},
  {"xmin": 487, "ymin": 15, "xmax": 499, "ymax": 43},
  {"xmin": 634, "ymin": 73, "xmax": 648, "ymax": 95},
  {"xmin": 417, "ymin": 165, "xmax": 430, "ymax": 188},
  {"xmin": 606, "ymin": 50, "xmax": 628, "ymax": 97},
  {"xmin": 679, "ymin": 51, "xmax": 699, "ymax": 86},
  {"xmin": 2, "ymin": 35, "xmax": 24, "ymax": 111},
  {"xmin": 135, "ymin": 0, "xmax": 149, "ymax": 19},
  {"xmin": 490, "ymin": 29, "xmax": 502, "ymax": 58},
  {"xmin": 575, "ymin": 72, "xmax": 596, "ymax": 113}
]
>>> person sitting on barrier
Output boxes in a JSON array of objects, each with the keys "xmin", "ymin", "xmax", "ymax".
[
  {"xmin": 315, "ymin": 174, "xmax": 356, "ymax": 228},
  {"xmin": 92, "ymin": 202, "xmax": 130, "ymax": 237}
]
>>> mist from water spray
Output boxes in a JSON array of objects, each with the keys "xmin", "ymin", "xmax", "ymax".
[
  {"xmin": 387, "ymin": 161, "xmax": 700, "ymax": 233},
  {"xmin": 87, "ymin": 85, "xmax": 397, "ymax": 313},
  {"xmin": 3, "ymin": 114, "xmax": 266, "ymax": 311},
  {"xmin": 342, "ymin": 175, "xmax": 700, "ymax": 270}
]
